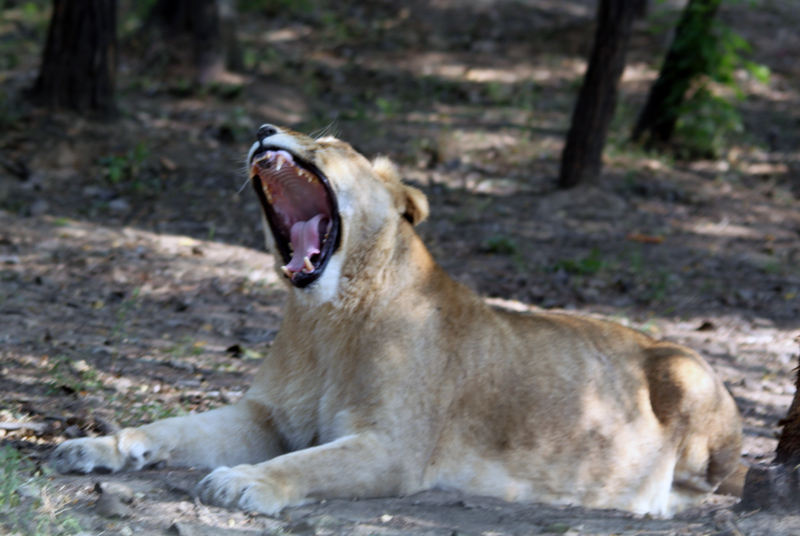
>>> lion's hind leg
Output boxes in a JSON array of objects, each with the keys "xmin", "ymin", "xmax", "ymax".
[{"xmin": 644, "ymin": 343, "xmax": 742, "ymax": 514}]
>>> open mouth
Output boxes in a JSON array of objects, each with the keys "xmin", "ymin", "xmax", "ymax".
[{"xmin": 250, "ymin": 148, "xmax": 340, "ymax": 288}]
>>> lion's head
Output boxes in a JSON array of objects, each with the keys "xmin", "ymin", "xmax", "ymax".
[{"xmin": 248, "ymin": 124, "xmax": 428, "ymax": 299}]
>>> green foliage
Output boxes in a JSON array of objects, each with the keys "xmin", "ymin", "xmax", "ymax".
[
  {"xmin": 0, "ymin": 1, "xmax": 49, "ymax": 74},
  {"xmin": 239, "ymin": 0, "xmax": 314, "ymax": 16},
  {"xmin": 121, "ymin": 399, "xmax": 187, "ymax": 428},
  {"xmin": 674, "ymin": 86, "xmax": 742, "ymax": 158},
  {"xmin": 0, "ymin": 446, "xmax": 82, "ymax": 535},
  {"xmin": 113, "ymin": 287, "xmax": 141, "ymax": 343},
  {"xmin": 0, "ymin": 88, "xmax": 21, "ymax": 128},
  {"xmin": 625, "ymin": 246, "xmax": 674, "ymax": 305},
  {"xmin": 654, "ymin": 0, "xmax": 770, "ymax": 157},
  {"xmin": 376, "ymin": 96, "xmax": 401, "ymax": 118},
  {"xmin": 99, "ymin": 143, "xmax": 149, "ymax": 185},
  {"xmin": 483, "ymin": 235, "xmax": 518, "ymax": 255},
  {"xmin": 118, "ymin": 0, "xmax": 159, "ymax": 36},
  {"xmin": 551, "ymin": 249, "xmax": 605, "ymax": 276},
  {"xmin": 47, "ymin": 356, "xmax": 103, "ymax": 394},
  {"xmin": 0, "ymin": 445, "xmax": 26, "ymax": 510}
]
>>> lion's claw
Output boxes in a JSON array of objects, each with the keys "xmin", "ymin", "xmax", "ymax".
[
  {"xmin": 197, "ymin": 465, "xmax": 286, "ymax": 515},
  {"xmin": 51, "ymin": 438, "xmax": 118, "ymax": 474}
]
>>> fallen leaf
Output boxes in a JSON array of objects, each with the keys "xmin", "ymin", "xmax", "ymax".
[{"xmin": 627, "ymin": 233, "xmax": 664, "ymax": 244}]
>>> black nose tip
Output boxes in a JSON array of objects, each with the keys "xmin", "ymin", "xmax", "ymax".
[{"xmin": 257, "ymin": 125, "xmax": 278, "ymax": 142}]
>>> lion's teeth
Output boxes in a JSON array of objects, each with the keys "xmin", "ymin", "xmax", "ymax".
[
  {"xmin": 276, "ymin": 155, "xmax": 284, "ymax": 171},
  {"xmin": 281, "ymin": 266, "xmax": 294, "ymax": 279},
  {"xmin": 303, "ymin": 256, "xmax": 314, "ymax": 272}
]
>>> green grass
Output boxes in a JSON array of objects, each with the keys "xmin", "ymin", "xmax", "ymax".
[
  {"xmin": 550, "ymin": 249, "xmax": 606, "ymax": 276},
  {"xmin": 0, "ymin": 446, "xmax": 82, "ymax": 535}
]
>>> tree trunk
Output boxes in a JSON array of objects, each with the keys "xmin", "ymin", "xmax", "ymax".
[
  {"xmin": 558, "ymin": 0, "xmax": 638, "ymax": 189},
  {"xmin": 219, "ymin": 0, "xmax": 244, "ymax": 73},
  {"xmin": 30, "ymin": 0, "xmax": 117, "ymax": 114},
  {"xmin": 149, "ymin": 0, "xmax": 240, "ymax": 84},
  {"xmin": 775, "ymin": 351, "xmax": 800, "ymax": 466},
  {"xmin": 635, "ymin": 0, "xmax": 650, "ymax": 20},
  {"xmin": 630, "ymin": 0, "xmax": 722, "ymax": 147}
]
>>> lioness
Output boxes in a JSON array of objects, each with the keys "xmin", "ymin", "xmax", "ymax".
[{"xmin": 52, "ymin": 125, "xmax": 742, "ymax": 517}]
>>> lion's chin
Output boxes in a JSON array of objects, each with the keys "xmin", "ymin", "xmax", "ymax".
[{"xmin": 250, "ymin": 148, "xmax": 340, "ymax": 288}]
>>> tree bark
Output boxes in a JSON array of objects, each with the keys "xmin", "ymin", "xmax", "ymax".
[
  {"xmin": 30, "ymin": 0, "xmax": 117, "ymax": 114},
  {"xmin": 149, "ymin": 0, "xmax": 241, "ymax": 84},
  {"xmin": 558, "ymin": 0, "xmax": 638, "ymax": 189},
  {"xmin": 775, "ymin": 348, "xmax": 800, "ymax": 466},
  {"xmin": 630, "ymin": 0, "xmax": 722, "ymax": 147}
]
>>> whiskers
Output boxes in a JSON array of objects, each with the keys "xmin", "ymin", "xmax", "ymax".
[
  {"xmin": 311, "ymin": 120, "xmax": 339, "ymax": 140},
  {"xmin": 237, "ymin": 174, "xmax": 251, "ymax": 195}
]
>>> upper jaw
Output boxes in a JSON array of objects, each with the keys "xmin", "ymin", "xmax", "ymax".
[
  {"xmin": 249, "ymin": 144, "xmax": 341, "ymax": 289},
  {"xmin": 247, "ymin": 132, "xmax": 304, "ymax": 166}
]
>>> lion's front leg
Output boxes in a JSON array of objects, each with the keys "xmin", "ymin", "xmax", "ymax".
[
  {"xmin": 52, "ymin": 400, "xmax": 283, "ymax": 474},
  {"xmin": 197, "ymin": 432, "xmax": 407, "ymax": 515}
]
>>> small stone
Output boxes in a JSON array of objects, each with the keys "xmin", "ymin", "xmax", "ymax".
[
  {"xmin": 82, "ymin": 185, "xmax": 115, "ymax": 200},
  {"xmin": 29, "ymin": 199, "xmax": 50, "ymax": 216},
  {"xmin": 108, "ymin": 198, "xmax": 131, "ymax": 214},
  {"xmin": 64, "ymin": 425, "xmax": 84, "ymax": 438},
  {"xmin": 285, "ymin": 521, "xmax": 315, "ymax": 534},
  {"xmin": 542, "ymin": 523, "xmax": 571, "ymax": 534},
  {"xmin": 94, "ymin": 491, "xmax": 132, "ymax": 518},
  {"xmin": 95, "ymin": 481, "xmax": 134, "ymax": 502}
]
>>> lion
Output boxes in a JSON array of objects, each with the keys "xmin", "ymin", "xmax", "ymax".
[{"xmin": 52, "ymin": 124, "xmax": 743, "ymax": 517}]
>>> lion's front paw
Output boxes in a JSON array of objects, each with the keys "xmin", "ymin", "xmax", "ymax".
[
  {"xmin": 196, "ymin": 465, "xmax": 288, "ymax": 515},
  {"xmin": 51, "ymin": 429, "xmax": 158, "ymax": 474},
  {"xmin": 51, "ymin": 437, "xmax": 123, "ymax": 474}
]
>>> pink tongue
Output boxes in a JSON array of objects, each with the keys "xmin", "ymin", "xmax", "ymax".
[{"xmin": 285, "ymin": 214, "xmax": 325, "ymax": 273}]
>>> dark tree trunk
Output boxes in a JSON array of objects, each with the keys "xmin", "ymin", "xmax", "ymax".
[
  {"xmin": 740, "ymin": 345, "xmax": 800, "ymax": 513},
  {"xmin": 635, "ymin": 0, "xmax": 650, "ymax": 20},
  {"xmin": 775, "ymin": 355, "xmax": 800, "ymax": 466},
  {"xmin": 219, "ymin": 0, "xmax": 244, "ymax": 73},
  {"xmin": 149, "ymin": 0, "xmax": 240, "ymax": 84},
  {"xmin": 30, "ymin": 0, "xmax": 117, "ymax": 114},
  {"xmin": 190, "ymin": 0, "xmax": 224, "ymax": 84},
  {"xmin": 558, "ymin": 0, "xmax": 638, "ymax": 189},
  {"xmin": 630, "ymin": 0, "xmax": 722, "ymax": 147}
]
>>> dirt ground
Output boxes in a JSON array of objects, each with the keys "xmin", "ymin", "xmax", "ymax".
[{"xmin": 1, "ymin": 0, "xmax": 800, "ymax": 534}]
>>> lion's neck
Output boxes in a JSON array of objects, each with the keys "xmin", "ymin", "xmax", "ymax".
[{"xmin": 287, "ymin": 224, "xmax": 439, "ymax": 314}]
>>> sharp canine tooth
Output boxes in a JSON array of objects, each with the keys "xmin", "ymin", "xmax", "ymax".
[
  {"xmin": 276, "ymin": 155, "xmax": 284, "ymax": 171},
  {"xmin": 303, "ymin": 256, "xmax": 314, "ymax": 272},
  {"xmin": 281, "ymin": 266, "xmax": 293, "ymax": 279}
]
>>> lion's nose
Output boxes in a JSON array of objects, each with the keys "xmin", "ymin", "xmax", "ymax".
[{"xmin": 257, "ymin": 125, "xmax": 278, "ymax": 143}]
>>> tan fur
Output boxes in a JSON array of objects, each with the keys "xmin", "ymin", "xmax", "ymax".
[{"xmin": 51, "ymin": 126, "xmax": 742, "ymax": 517}]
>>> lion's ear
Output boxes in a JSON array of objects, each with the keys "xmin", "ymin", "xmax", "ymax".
[
  {"xmin": 372, "ymin": 156, "xmax": 429, "ymax": 226},
  {"xmin": 401, "ymin": 184, "xmax": 429, "ymax": 226}
]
